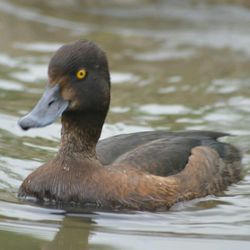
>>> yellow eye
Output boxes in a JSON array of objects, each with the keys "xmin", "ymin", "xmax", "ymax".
[{"xmin": 76, "ymin": 69, "xmax": 87, "ymax": 80}]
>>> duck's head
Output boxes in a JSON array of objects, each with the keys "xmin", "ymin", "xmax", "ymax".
[{"xmin": 18, "ymin": 40, "xmax": 110, "ymax": 130}]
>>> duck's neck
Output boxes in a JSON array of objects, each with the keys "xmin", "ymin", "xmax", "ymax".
[{"xmin": 58, "ymin": 111, "xmax": 106, "ymax": 159}]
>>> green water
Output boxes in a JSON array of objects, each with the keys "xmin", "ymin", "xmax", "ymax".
[{"xmin": 0, "ymin": 0, "xmax": 250, "ymax": 249}]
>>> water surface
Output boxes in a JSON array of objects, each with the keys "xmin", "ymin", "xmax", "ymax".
[{"xmin": 0, "ymin": 0, "xmax": 250, "ymax": 249}]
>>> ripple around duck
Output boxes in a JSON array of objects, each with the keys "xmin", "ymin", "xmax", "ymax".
[
  {"xmin": 228, "ymin": 96, "xmax": 250, "ymax": 113},
  {"xmin": 134, "ymin": 48, "xmax": 195, "ymax": 61},
  {"xmin": 0, "ymin": 193, "xmax": 250, "ymax": 248},
  {"xmin": 0, "ymin": 113, "xmax": 60, "ymax": 140},
  {"xmin": 158, "ymin": 86, "xmax": 177, "ymax": 94},
  {"xmin": 0, "ymin": 80, "xmax": 24, "ymax": 91},
  {"xmin": 111, "ymin": 72, "xmax": 140, "ymax": 85},
  {"xmin": 0, "ymin": 156, "xmax": 40, "ymax": 181},
  {"xmin": 0, "ymin": 54, "xmax": 20, "ymax": 67},
  {"xmin": 0, "ymin": 201, "xmax": 63, "ymax": 241},
  {"xmin": 207, "ymin": 78, "xmax": 250, "ymax": 94},
  {"xmin": 90, "ymin": 234, "xmax": 250, "ymax": 250},
  {"xmin": 0, "ymin": 0, "xmax": 92, "ymax": 33},
  {"xmin": 11, "ymin": 64, "xmax": 47, "ymax": 83},
  {"xmin": 110, "ymin": 106, "xmax": 130, "ymax": 114},
  {"xmin": 138, "ymin": 104, "xmax": 191, "ymax": 115},
  {"xmin": 101, "ymin": 123, "xmax": 152, "ymax": 139},
  {"xmin": 14, "ymin": 42, "xmax": 62, "ymax": 53}
]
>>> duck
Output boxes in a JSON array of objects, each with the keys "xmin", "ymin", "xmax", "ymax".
[{"xmin": 18, "ymin": 40, "xmax": 242, "ymax": 211}]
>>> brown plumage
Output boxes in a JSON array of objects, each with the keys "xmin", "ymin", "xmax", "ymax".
[{"xmin": 18, "ymin": 40, "xmax": 242, "ymax": 211}]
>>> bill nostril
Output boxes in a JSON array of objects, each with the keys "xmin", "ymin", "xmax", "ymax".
[{"xmin": 48, "ymin": 99, "xmax": 55, "ymax": 107}]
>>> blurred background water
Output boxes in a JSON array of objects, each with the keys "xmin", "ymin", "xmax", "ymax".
[{"xmin": 0, "ymin": 0, "xmax": 250, "ymax": 249}]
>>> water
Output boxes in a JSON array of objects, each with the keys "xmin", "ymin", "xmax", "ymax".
[{"xmin": 0, "ymin": 0, "xmax": 250, "ymax": 249}]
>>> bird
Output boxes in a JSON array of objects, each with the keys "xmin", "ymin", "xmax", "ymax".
[{"xmin": 18, "ymin": 40, "xmax": 242, "ymax": 211}]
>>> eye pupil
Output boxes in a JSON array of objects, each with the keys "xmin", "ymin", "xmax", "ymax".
[{"xmin": 76, "ymin": 69, "xmax": 87, "ymax": 79}]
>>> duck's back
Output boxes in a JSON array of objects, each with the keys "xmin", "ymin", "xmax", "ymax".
[{"xmin": 96, "ymin": 131, "xmax": 241, "ymax": 177}]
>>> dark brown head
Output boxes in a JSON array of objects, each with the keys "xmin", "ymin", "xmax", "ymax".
[{"xmin": 18, "ymin": 40, "xmax": 111, "ymax": 130}]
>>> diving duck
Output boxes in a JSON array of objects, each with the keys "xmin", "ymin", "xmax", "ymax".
[{"xmin": 18, "ymin": 40, "xmax": 242, "ymax": 211}]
